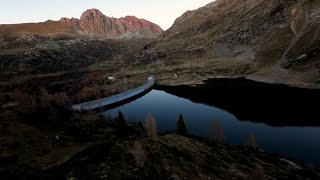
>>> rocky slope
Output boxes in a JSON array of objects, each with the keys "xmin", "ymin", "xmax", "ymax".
[
  {"xmin": 0, "ymin": 33, "xmax": 153, "ymax": 104},
  {"xmin": 0, "ymin": 9, "xmax": 163, "ymax": 38},
  {"xmin": 0, "ymin": 9, "xmax": 162, "ymax": 102},
  {"xmin": 78, "ymin": 9, "xmax": 163, "ymax": 37},
  {"xmin": 132, "ymin": 0, "xmax": 320, "ymax": 88}
]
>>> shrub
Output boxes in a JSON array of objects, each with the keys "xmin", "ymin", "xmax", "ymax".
[
  {"xmin": 10, "ymin": 89, "xmax": 36, "ymax": 107},
  {"xmin": 39, "ymin": 87, "xmax": 71, "ymax": 107},
  {"xmin": 73, "ymin": 85, "xmax": 103, "ymax": 103},
  {"xmin": 146, "ymin": 113, "xmax": 158, "ymax": 141},
  {"xmin": 251, "ymin": 164, "xmax": 268, "ymax": 180},
  {"xmin": 177, "ymin": 114, "xmax": 188, "ymax": 135},
  {"xmin": 130, "ymin": 141, "xmax": 147, "ymax": 168},
  {"xmin": 210, "ymin": 121, "xmax": 225, "ymax": 144},
  {"xmin": 52, "ymin": 92, "xmax": 71, "ymax": 107},
  {"xmin": 248, "ymin": 133, "xmax": 258, "ymax": 150}
]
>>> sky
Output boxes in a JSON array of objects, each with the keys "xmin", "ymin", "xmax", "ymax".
[{"xmin": 0, "ymin": 0, "xmax": 214, "ymax": 30}]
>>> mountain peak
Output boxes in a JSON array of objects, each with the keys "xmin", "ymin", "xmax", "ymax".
[
  {"xmin": 78, "ymin": 8, "xmax": 163, "ymax": 36},
  {"xmin": 0, "ymin": 8, "xmax": 163, "ymax": 38},
  {"xmin": 80, "ymin": 8, "xmax": 104, "ymax": 21}
]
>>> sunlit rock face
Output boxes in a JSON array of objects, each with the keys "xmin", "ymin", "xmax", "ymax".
[
  {"xmin": 78, "ymin": 8, "xmax": 163, "ymax": 36},
  {"xmin": 0, "ymin": 8, "xmax": 163, "ymax": 38}
]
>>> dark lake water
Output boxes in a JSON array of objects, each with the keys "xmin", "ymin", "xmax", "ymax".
[{"xmin": 102, "ymin": 78, "xmax": 320, "ymax": 167}]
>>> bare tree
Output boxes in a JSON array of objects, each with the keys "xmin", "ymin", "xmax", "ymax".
[
  {"xmin": 210, "ymin": 121, "xmax": 225, "ymax": 144},
  {"xmin": 146, "ymin": 113, "xmax": 158, "ymax": 141},
  {"xmin": 248, "ymin": 133, "xmax": 258, "ymax": 150},
  {"xmin": 251, "ymin": 164, "xmax": 268, "ymax": 180}
]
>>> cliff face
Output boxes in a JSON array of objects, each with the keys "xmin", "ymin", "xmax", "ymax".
[
  {"xmin": 134, "ymin": 0, "xmax": 320, "ymax": 87},
  {"xmin": 0, "ymin": 9, "xmax": 163, "ymax": 38},
  {"xmin": 78, "ymin": 9, "xmax": 163, "ymax": 36}
]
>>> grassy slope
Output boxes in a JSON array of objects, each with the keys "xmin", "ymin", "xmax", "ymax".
[
  {"xmin": 31, "ymin": 134, "xmax": 320, "ymax": 179},
  {"xmin": 129, "ymin": 0, "xmax": 320, "ymax": 88}
]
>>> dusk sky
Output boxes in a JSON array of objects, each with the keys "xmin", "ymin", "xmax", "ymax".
[{"xmin": 0, "ymin": 0, "xmax": 213, "ymax": 30}]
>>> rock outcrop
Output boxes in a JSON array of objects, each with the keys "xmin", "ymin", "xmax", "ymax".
[
  {"xmin": 0, "ymin": 8, "xmax": 163, "ymax": 38},
  {"xmin": 78, "ymin": 9, "xmax": 163, "ymax": 36}
]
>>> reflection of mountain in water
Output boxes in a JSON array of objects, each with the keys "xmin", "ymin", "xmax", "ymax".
[{"xmin": 157, "ymin": 78, "xmax": 320, "ymax": 127}]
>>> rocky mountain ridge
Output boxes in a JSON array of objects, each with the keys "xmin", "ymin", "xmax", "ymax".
[
  {"xmin": 0, "ymin": 8, "xmax": 163, "ymax": 38},
  {"xmin": 78, "ymin": 9, "xmax": 163, "ymax": 36}
]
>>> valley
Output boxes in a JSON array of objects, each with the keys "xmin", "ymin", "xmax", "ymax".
[{"xmin": 1, "ymin": 0, "xmax": 320, "ymax": 179}]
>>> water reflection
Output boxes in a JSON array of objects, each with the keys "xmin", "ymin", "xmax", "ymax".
[
  {"xmin": 102, "ymin": 90, "xmax": 320, "ymax": 167},
  {"xmin": 102, "ymin": 78, "xmax": 320, "ymax": 167}
]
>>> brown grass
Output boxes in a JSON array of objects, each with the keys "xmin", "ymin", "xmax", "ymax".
[
  {"xmin": 130, "ymin": 141, "xmax": 147, "ymax": 168},
  {"xmin": 146, "ymin": 113, "xmax": 158, "ymax": 141}
]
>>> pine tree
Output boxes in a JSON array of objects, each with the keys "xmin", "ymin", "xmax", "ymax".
[
  {"xmin": 177, "ymin": 114, "xmax": 188, "ymax": 135},
  {"xmin": 114, "ymin": 111, "xmax": 126, "ymax": 128}
]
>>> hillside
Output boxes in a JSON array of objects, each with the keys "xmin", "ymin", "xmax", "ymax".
[
  {"xmin": 1, "ymin": 2, "xmax": 320, "ymax": 179},
  {"xmin": 131, "ymin": 0, "xmax": 320, "ymax": 88},
  {"xmin": 0, "ymin": 9, "xmax": 164, "ymax": 103}
]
